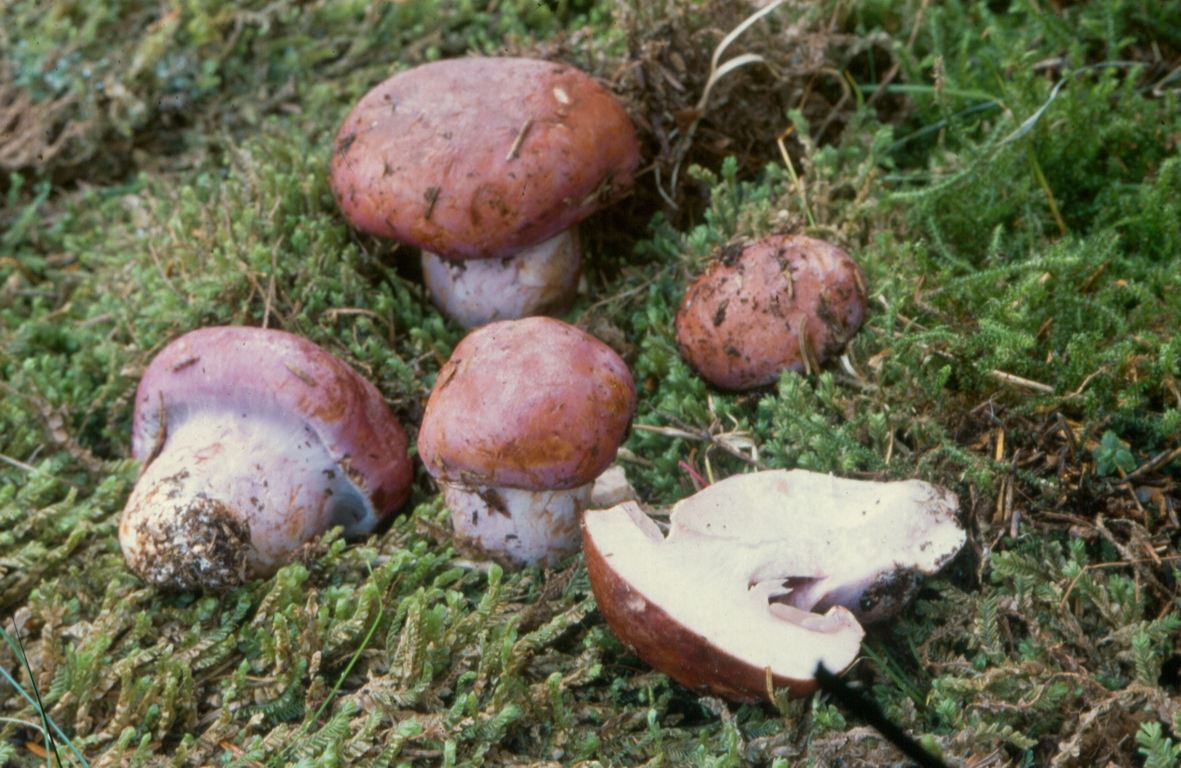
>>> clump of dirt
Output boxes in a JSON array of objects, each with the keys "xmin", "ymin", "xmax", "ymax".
[
  {"xmin": 520, "ymin": 1, "xmax": 896, "ymax": 229},
  {"xmin": 127, "ymin": 493, "xmax": 254, "ymax": 591}
]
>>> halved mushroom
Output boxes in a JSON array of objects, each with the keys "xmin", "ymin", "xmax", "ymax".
[{"xmin": 582, "ymin": 470, "xmax": 966, "ymax": 702}]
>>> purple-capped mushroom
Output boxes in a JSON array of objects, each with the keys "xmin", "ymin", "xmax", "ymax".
[{"xmin": 119, "ymin": 326, "xmax": 413, "ymax": 589}]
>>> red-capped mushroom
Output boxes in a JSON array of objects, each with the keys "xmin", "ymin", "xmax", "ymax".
[
  {"xmin": 675, "ymin": 235, "xmax": 868, "ymax": 390},
  {"xmin": 330, "ymin": 57, "xmax": 640, "ymax": 327},
  {"xmin": 120, "ymin": 326, "xmax": 413, "ymax": 589},
  {"xmin": 582, "ymin": 470, "xmax": 966, "ymax": 702},
  {"xmin": 417, "ymin": 317, "xmax": 636, "ymax": 565}
]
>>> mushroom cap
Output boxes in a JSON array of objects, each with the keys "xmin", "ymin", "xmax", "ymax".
[
  {"xmin": 329, "ymin": 57, "xmax": 640, "ymax": 261},
  {"xmin": 417, "ymin": 317, "xmax": 636, "ymax": 490},
  {"xmin": 582, "ymin": 469, "xmax": 966, "ymax": 702},
  {"xmin": 131, "ymin": 326, "xmax": 413, "ymax": 517},
  {"xmin": 675, "ymin": 235, "xmax": 868, "ymax": 390}
]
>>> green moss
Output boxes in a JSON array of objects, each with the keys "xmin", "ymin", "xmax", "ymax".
[
  {"xmin": 0, "ymin": 0, "xmax": 581, "ymax": 179},
  {"xmin": 889, "ymin": 0, "xmax": 1181, "ymax": 257},
  {"xmin": 2, "ymin": 0, "xmax": 1180, "ymax": 765}
]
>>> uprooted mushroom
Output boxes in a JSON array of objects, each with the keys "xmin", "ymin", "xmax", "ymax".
[{"xmin": 582, "ymin": 469, "xmax": 966, "ymax": 702}]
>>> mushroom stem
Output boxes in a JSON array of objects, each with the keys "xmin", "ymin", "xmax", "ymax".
[
  {"xmin": 421, "ymin": 229, "xmax": 581, "ymax": 328},
  {"xmin": 120, "ymin": 416, "xmax": 376, "ymax": 589},
  {"xmin": 442, "ymin": 479, "xmax": 592, "ymax": 565}
]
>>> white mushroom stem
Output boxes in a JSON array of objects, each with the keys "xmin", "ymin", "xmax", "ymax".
[
  {"xmin": 120, "ymin": 415, "xmax": 377, "ymax": 589},
  {"xmin": 442, "ymin": 479, "xmax": 592, "ymax": 565},
  {"xmin": 421, "ymin": 229, "xmax": 581, "ymax": 328}
]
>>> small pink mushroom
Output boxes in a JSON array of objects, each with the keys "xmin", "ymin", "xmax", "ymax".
[
  {"xmin": 120, "ymin": 326, "xmax": 413, "ymax": 589},
  {"xmin": 676, "ymin": 235, "xmax": 868, "ymax": 390}
]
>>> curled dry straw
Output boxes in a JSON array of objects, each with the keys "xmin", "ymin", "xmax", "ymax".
[{"xmin": 0, "ymin": 64, "xmax": 91, "ymax": 171}]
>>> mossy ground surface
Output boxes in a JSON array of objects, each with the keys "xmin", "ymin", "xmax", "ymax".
[{"xmin": 2, "ymin": 1, "xmax": 1179, "ymax": 765}]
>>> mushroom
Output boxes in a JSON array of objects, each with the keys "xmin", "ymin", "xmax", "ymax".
[
  {"xmin": 120, "ymin": 326, "xmax": 413, "ymax": 590},
  {"xmin": 675, "ymin": 235, "xmax": 868, "ymax": 390},
  {"xmin": 417, "ymin": 317, "xmax": 636, "ymax": 565},
  {"xmin": 330, "ymin": 57, "xmax": 641, "ymax": 327},
  {"xmin": 582, "ymin": 469, "xmax": 966, "ymax": 702}
]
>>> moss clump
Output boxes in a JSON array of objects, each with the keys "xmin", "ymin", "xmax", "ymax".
[
  {"xmin": 0, "ymin": 0, "xmax": 580, "ymax": 179},
  {"xmin": 2, "ymin": 0, "xmax": 1180, "ymax": 765}
]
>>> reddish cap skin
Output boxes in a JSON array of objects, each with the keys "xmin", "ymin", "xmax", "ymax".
[
  {"xmin": 329, "ymin": 57, "xmax": 640, "ymax": 261},
  {"xmin": 417, "ymin": 317, "xmax": 636, "ymax": 490},
  {"xmin": 675, "ymin": 235, "xmax": 868, "ymax": 391},
  {"xmin": 132, "ymin": 326, "xmax": 413, "ymax": 517},
  {"xmin": 582, "ymin": 517, "xmax": 819, "ymax": 703}
]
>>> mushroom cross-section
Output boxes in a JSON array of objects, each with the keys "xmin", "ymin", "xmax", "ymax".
[
  {"xmin": 120, "ymin": 326, "xmax": 413, "ymax": 590},
  {"xmin": 582, "ymin": 469, "xmax": 966, "ymax": 702},
  {"xmin": 330, "ymin": 57, "xmax": 641, "ymax": 327},
  {"xmin": 675, "ymin": 234, "xmax": 868, "ymax": 390},
  {"xmin": 417, "ymin": 317, "xmax": 636, "ymax": 565}
]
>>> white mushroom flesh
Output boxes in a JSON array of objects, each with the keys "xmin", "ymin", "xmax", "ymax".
[
  {"xmin": 585, "ymin": 499, "xmax": 865, "ymax": 684},
  {"xmin": 668, "ymin": 470, "xmax": 966, "ymax": 623},
  {"xmin": 583, "ymin": 469, "xmax": 966, "ymax": 684}
]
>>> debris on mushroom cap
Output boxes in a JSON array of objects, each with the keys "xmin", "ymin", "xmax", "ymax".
[
  {"xmin": 418, "ymin": 316, "xmax": 636, "ymax": 491},
  {"xmin": 675, "ymin": 235, "xmax": 868, "ymax": 390},
  {"xmin": 582, "ymin": 469, "xmax": 966, "ymax": 702},
  {"xmin": 120, "ymin": 326, "xmax": 413, "ymax": 590},
  {"xmin": 329, "ymin": 57, "xmax": 640, "ymax": 261}
]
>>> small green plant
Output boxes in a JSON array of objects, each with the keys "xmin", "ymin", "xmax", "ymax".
[
  {"xmin": 1137, "ymin": 721, "xmax": 1181, "ymax": 768},
  {"xmin": 1092, "ymin": 430, "xmax": 1136, "ymax": 477}
]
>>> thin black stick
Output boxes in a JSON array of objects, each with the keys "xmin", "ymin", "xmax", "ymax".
[{"xmin": 814, "ymin": 663, "xmax": 949, "ymax": 768}]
